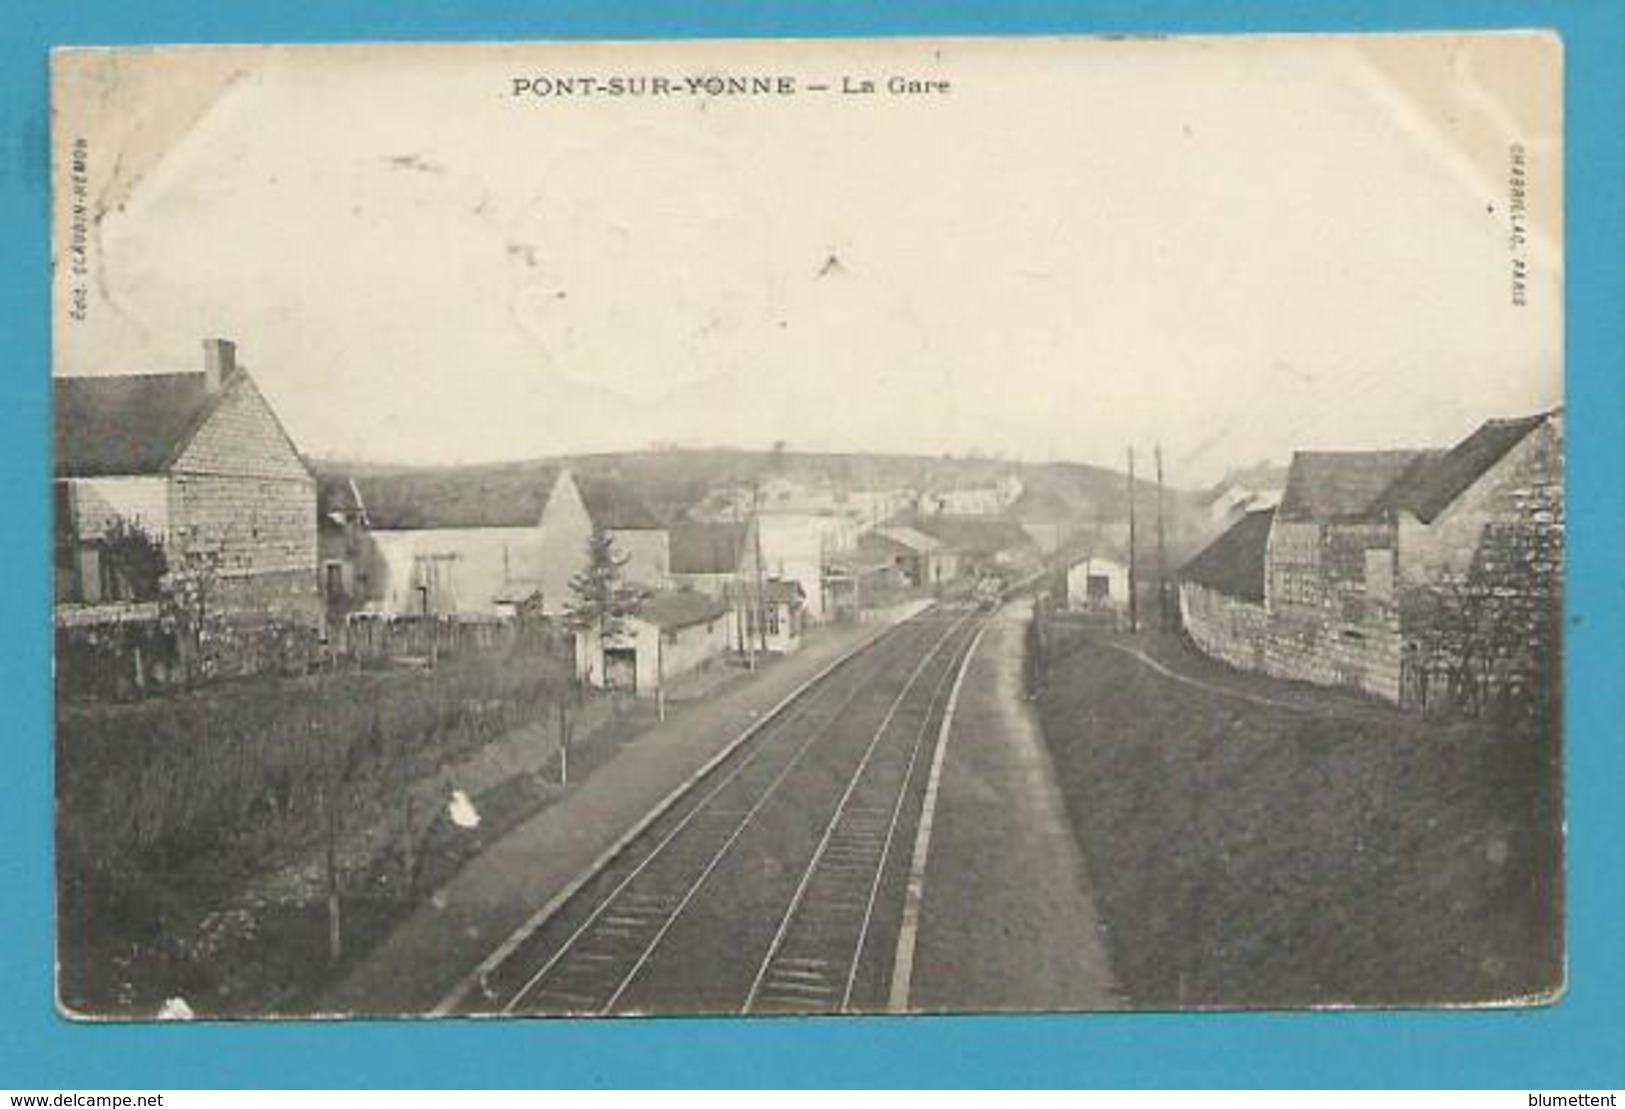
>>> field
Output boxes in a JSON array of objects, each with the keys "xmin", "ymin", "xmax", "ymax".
[
  {"xmin": 1034, "ymin": 625, "xmax": 1563, "ymax": 1008},
  {"xmin": 54, "ymin": 638, "xmax": 644, "ymax": 1017}
]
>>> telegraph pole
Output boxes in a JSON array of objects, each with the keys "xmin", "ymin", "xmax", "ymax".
[
  {"xmin": 1155, "ymin": 444, "xmax": 1169, "ymax": 631},
  {"xmin": 1127, "ymin": 447, "xmax": 1139, "ymax": 635},
  {"xmin": 752, "ymin": 479, "xmax": 769, "ymax": 658}
]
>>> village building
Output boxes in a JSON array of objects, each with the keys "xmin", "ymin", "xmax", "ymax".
[
  {"xmin": 1202, "ymin": 462, "xmax": 1288, "ymax": 532},
  {"xmin": 821, "ymin": 551, "xmax": 903, "ymax": 621},
  {"xmin": 1064, "ymin": 553, "xmax": 1131, "ymax": 617},
  {"xmin": 1178, "ymin": 411, "xmax": 1563, "ymax": 711},
  {"xmin": 574, "ymin": 590, "xmax": 733, "ymax": 697},
  {"xmin": 315, "ymin": 472, "xmax": 370, "ymax": 645},
  {"xmin": 326, "ymin": 464, "xmax": 552, "ymax": 617},
  {"xmin": 917, "ymin": 475, "xmax": 1024, "ymax": 517},
  {"xmin": 535, "ymin": 469, "xmax": 669, "ymax": 614},
  {"xmin": 902, "ymin": 513, "xmax": 1038, "ymax": 579},
  {"xmin": 756, "ymin": 579, "xmax": 808, "ymax": 653},
  {"xmin": 668, "ymin": 519, "xmax": 807, "ymax": 655},
  {"xmin": 670, "ymin": 519, "xmax": 758, "ymax": 651},
  {"xmin": 758, "ymin": 512, "xmax": 854, "ymax": 622},
  {"xmin": 857, "ymin": 524, "xmax": 959, "ymax": 590},
  {"xmin": 54, "ymin": 338, "xmax": 320, "ymax": 632},
  {"xmin": 668, "ymin": 519, "xmax": 758, "ymax": 598},
  {"xmin": 322, "ymin": 465, "xmax": 666, "ymax": 619}
]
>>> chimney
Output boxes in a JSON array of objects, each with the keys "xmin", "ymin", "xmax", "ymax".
[{"xmin": 201, "ymin": 337, "xmax": 237, "ymax": 392}]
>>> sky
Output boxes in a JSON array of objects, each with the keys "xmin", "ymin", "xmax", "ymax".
[{"xmin": 51, "ymin": 34, "xmax": 1562, "ymax": 487}]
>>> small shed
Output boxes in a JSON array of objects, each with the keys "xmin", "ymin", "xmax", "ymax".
[
  {"xmin": 576, "ymin": 590, "xmax": 732, "ymax": 697},
  {"xmin": 1065, "ymin": 554, "xmax": 1130, "ymax": 614}
]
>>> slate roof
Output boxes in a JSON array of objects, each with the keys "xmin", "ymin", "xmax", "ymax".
[
  {"xmin": 636, "ymin": 590, "xmax": 732, "ymax": 631},
  {"xmin": 576, "ymin": 474, "xmax": 664, "ymax": 531},
  {"xmin": 1384, "ymin": 413, "xmax": 1550, "ymax": 523},
  {"xmin": 669, "ymin": 521, "xmax": 751, "ymax": 575},
  {"xmin": 763, "ymin": 578, "xmax": 805, "ymax": 605},
  {"xmin": 55, "ymin": 372, "xmax": 223, "ymax": 477},
  {"xmin": 330, "ymin": 465, "xmax": 663, "ymax": 532},
  {"xmin": 345, "ymin": 465, "xmax": 554, "ymax": 530},
  {"xmin": 1275, "ymin": 450, "xmax": 1432, "ymax": 523},
  {"xmin": 906, "ymin": 514, "xmax": 1035, "ymax": 557},
  {"xmin": 868, "ymin": 525, "xmax": 944, "ymax": 553},
  {"xmin": 1179, "ymin": 507, "xmax": 1274, "ymax": 602}
]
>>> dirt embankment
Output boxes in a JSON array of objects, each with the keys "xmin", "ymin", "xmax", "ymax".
[{"xmin": 1034, "ymin": 627, "xmax": 1562, "ymax": 1009}]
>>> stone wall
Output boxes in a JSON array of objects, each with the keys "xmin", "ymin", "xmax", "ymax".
[
  {"xmin": 1396, "ymin": 419, "xmax": 1563, "ymax": 718},
  {"xmin": 1179, "ymin": 582, "xmax": 1269, "ymax": 673},
  {"xmin": 169, "ymin": 372, "xmax": 320, "ymax": 631},
  {"xmin": 1181, "ymin": 418, "xmax": 1561, "ymax": 713},
  {"xmin": 1179, "ymin": 580, "xmax": 1404, "ymax": 703}
]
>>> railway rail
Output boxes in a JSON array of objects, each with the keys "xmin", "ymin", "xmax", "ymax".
[{"xmin": 443, "ymin": 602, "xmax": 989, "ymax": 1017}]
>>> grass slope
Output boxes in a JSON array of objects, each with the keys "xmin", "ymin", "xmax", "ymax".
[{"xmin": 1035, "ymin": 627, "xmax": 1562, "ymax": 1009}]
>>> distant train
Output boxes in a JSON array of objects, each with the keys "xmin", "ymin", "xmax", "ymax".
[{"xmin": 973, "ymin": 574, "xmax": 1006, "ymax": 611}]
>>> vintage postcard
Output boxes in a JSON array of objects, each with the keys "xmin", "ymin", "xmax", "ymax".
[{"xmin": 50, "ymin": 33, "xmax": 1563, "ymax": 1019}]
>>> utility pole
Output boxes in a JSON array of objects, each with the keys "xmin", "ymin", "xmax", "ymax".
[
  {"xmin": 1127, "ymin": 446, "xmax": 1139, "ymax": 635},
  {"xmin": 1156, "ymin": 444, "xmax": 1169, "ymax": 631},
  {"xmin": 740, "ymin": 481, "xmax": 757, "ymax": 673},
  {"xmin": 751, "ymin": 480, "xmax": 769, "ymax": 659}
]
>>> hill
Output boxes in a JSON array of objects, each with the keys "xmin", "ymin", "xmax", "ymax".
[{"xmin": 309, "ymin": 448, "xmax": 1211, "ymax": 561}]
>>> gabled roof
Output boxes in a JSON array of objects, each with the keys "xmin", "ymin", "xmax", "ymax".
[
  {"xmin": 344, "ymin": 465, "xmax": 555, "ymax": 530},
  {"xmin": 576, "ymin": 474, "xmax": 664, "ymax": 531},
  {"xmin": 636, "ymin": 590, "xmax": 732, "ymax": 631},
  {"xmin": 669, "ymin": 521, "xmax": 751, "ymax": 575},
  {"xmin": 321, "ymin": 464, "xmax": 664, "ymax": 533},
  {"xmin": 1276, "ymin": 450, "xmax": 1432, "ymax": 523},
  {"xmin": 1180, "ymin": 507, "xmax": 1274, "ymax": 602},
  {"xmin": 867, "ymin": 525, "xmax": 943, "ymax": 553},
  {"xmin": 55, "ymin": 372, "xmax": 225, "ymax": 477},
  {"xmin": 1384, "ymin": 413, "xmax": 1551, "ymax": 523},
  {"xmin": 317, "ymin": 474, "xmax": 366, "ymax": 523},
  {"xmin": 905, "ymin": 514, "xmax": 1035, "ymax": 557},
  {"xmin": 763, "ymin": 577, "xmax": 805, "ymax": 605}
]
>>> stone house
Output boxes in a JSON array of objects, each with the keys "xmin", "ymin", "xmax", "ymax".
[
  {"xmin": 1179, "ymin": 411, "xmax": 1563, "ymax": 711},
  {"xmin": 54, "ymin": 338, "xmax": 320, "ymax": 632}
]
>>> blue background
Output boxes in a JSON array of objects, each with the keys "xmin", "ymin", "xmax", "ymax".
[{"xmin": 2, "ymin": 0, "xmax": 1619, "ymax": 1090}]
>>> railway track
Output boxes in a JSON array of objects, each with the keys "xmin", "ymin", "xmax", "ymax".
[{"xmin": 448, "ymin": 603, "xmax": 988, "ymax": 1017}]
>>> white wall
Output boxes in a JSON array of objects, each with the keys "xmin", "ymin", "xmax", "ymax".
[
  {"xmin": 66, "ymin": 477, "xmax": 170, "ymax": 541},
  {"xmin": 609, "ymin": 527, "xmax": 671, "ymax": 590},
  {"xmin": 366, "ymin": 526, "xmax": 542, "ymax": 615},
  {"xmin": 1067, "ymin": 556, "xmax": 1129, "ymax": 608},
  {"xmin": 758, "ymin": 513, "xmax": 851, "ymax": 620}
]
